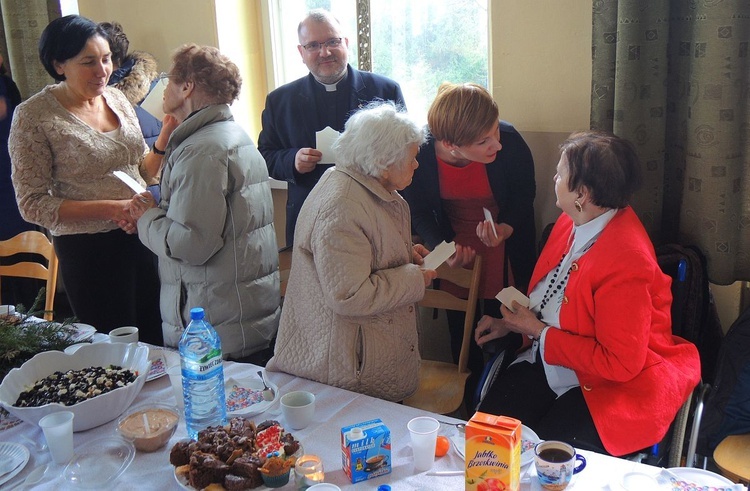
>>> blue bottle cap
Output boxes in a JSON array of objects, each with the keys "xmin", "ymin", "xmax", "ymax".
[
  {"xmin": 377, "ymin": 486, "xmax": 391, "ymax": 491},
  {"xmin": 190, "ymin": 307, "xmax": 205, "ymax": 320}
]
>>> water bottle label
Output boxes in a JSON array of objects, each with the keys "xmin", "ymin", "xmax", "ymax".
[{"xmin": 183, "ymin": 351, "xmax": 223, "ymax": 380}]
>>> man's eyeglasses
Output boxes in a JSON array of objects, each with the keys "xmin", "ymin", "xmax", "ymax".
[
  {"xmin": 301, "ymin": 38, "xmax": 343, "ymax": 52},
  {"xmin": 157, "ymin": 72, "xmax": 170, "ymax": 87}
]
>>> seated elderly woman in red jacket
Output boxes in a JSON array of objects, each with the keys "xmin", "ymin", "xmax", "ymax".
[{"xmin": 474, "ymin": 130, "xmax": 700, "ymax": 456}]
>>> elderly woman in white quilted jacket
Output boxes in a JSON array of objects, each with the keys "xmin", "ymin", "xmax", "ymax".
[{"xmin": 266, "ymin": 102, "xmax": 437, "ymax": 401}]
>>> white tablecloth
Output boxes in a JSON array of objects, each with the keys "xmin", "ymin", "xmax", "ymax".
[{"xmin": 0, "ymin": 354, "xmax": 738, "ymax": 490}]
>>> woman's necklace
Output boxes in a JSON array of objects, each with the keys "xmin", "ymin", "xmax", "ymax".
[{"xmin": 538, "ymin": 254, "xmax": 571, "ymax": 312}]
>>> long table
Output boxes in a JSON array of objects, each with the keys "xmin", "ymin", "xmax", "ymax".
[{"xmin": 0, "ymin": 353, "xmax": 726, "ymax": 490}]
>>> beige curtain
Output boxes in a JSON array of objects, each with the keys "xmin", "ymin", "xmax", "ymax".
[
  {"xmin": 0, "ymin": 0, "xmax": 58, "ymax": 99},
  {"xmin": 591, "ymin": 0, "xmax": 750, "ymax": 285}
]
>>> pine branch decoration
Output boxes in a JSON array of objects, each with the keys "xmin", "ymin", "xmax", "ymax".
[{"xmin": 0, "ymin": 288, "xmax": 79, "ymax": 381}]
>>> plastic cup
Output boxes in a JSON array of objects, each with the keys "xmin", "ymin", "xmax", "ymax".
[
  {"xmin": 167, "ymin": 365, "xmax": 184, "ymax": 410},
  {"xmin": 109, "ymin": 326, "xmax": 139, "ymax": 343},
  {"xmin": 280, "ymin": 391, "xmax": 315, "ymax": 429},
  {"xmin": 407, "ymin": 416, "xmax": 440, "ymax": 471},
  {"xmin": 39, "ymin": 411, "xmax": 75, "ymax": 464}
]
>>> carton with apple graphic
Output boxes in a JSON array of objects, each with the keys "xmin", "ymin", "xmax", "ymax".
[{"xmin": 465, "ymin": 412, "xmax": 521, "ymax": 491}]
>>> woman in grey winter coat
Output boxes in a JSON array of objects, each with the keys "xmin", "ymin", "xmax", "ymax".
[
  {"xmin": 266, "ymin": 102, "xmax": 437, "ymax": 401},
  {"xmin": 129, "ymin": 44, "xmax": 280, "ymax": 359}
]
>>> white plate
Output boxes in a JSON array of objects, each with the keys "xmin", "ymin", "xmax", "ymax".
[
  {"xmin": 90, "ymin": 333, "xmax": 110, "ymax": 344},
  {"xmin": 521, "ymin": 425, "xmax": 540, "ymax": 466},
  {"xmin": 450, "ymin": 434, "xmax": 464, "ymax": 459},
  {"xmin": 173, "ymin": 443, "xmax": 304, "ymax": 490},
  {"xmin": 225, "ymin": 377, "xmax": 279, "ymax": 416},
  {"xmin": 175, "ymin": 466, "xmax": 281, "ymax": 490},
  {"xmin": 146, "ymin": 351, "xmax": 167, "ymax": 382},
  {"xmin": 63, "ymin": 436, "xmax": 134, "ymax": 488},
  {"xmin": 70, "ymin": 323, "xmax": 96, "ymax": 343},
  {"xmin": 0, "ymin": 442, "xmax": 30, "ymax": 486},
  {"xmin": 665, "ymin": 467, "xmax": 735, "ymax": 487},
  {"xmin": 449, "ymin": 424, "xmax": 539, "ymax": 466},
  {"xmin": 175, "ymin": 467, "xmax": 280, "ymax": 491},
  {"xmin": 610, "ymin": 471, "xmax": 660, "ymax": 490}
]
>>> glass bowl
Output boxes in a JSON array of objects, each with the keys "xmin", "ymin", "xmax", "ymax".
[{"xmin": 116, "ymin": 402, "xmax": 179, "ymax": 452}]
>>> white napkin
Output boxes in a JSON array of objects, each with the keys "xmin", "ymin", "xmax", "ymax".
[
  {"xmin": 495, "ymin": 286, "xmax": 530, "ymax": 313},
  {"xmin": 423, "ymin": 241, "xmax": 457, "ymax": 270},
  {"xmin": 315, "ymin": 126, "xmax": 340, "ymax": 164}
]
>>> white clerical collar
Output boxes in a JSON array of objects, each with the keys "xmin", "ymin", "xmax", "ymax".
[{"xmin": 316, "ymin": 71, "xmax": 348, "ymax": 92}]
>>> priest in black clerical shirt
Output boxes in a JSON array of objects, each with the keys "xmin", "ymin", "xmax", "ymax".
[{"xmin": 258, "ymin": 8, "xmax": 406, "ymax": 246}]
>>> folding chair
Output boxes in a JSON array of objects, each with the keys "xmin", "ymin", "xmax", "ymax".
[
  {"xmin": 403, "ymin": 256, "xmax": 482, "ymax": 415},
  {"xmin": 0, "ymin": 231, "xmax": 58, "ymax": 321}
]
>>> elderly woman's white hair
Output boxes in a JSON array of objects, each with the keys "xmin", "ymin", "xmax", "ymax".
[{"xmin": 332, "ymin": 101, "xmax": 425, "ymax": 178}]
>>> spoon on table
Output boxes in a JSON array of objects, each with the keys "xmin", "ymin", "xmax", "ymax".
[
  {"xmin": 257, "ymin": 371, "xmax": 275, "ymax": 401},
  {"xmin": 438, "ymin": 420, "xmax": 466, "ymax": 432},
  {"xmin": 7, "ymin": 463, "xmax": 49, "ymax": 490}
]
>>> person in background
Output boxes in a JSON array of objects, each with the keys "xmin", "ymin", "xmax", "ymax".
[
  {"xmin": 474, "ymin": 131, "xmax": 700, "ymax": 456},
  {"xmin": 401, "ymin": 82, "xmax": 537, "ymax": 405},
  {"xmin": 0, "ymin": 53, "xmax": 40, "ymax": 308},
  {"xmin": 100, "ymin": 21, "xmax": 163, "ymax": 204},
  {"xmin": 0, "ymin": 54, "xmax": 28, "ymax": 242},
  {"xmin": 266, "ymin": 102, "xmax": 436, "ymax": 402},
  {"xmin": 128, "ymin": 44, "xmax": 280, "ymax": 361},
  {"xmin": 258, "ymin": 8, "xmax": 406, "ymax": 246},
  {"xmin": 9, "ymin": 15, "xmax": 175, "ymax": 344}
]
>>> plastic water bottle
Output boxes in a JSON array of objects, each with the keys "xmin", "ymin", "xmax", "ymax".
[{"xmin": 179, "ymin": 307, "xmax": 227, "ymax": 439}]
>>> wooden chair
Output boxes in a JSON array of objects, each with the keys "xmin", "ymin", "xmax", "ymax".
[
  {"xmin": 0, "ymin": 231, "xmax": 58, "ymax": 321},
  {"xmin": 278, "ymin": 245, "xmax": 292, "ymax": 298},
  {"xmin": 713, "ymin": 433, "xmax": 750, "ymax": 484},
  {"xmin": 403, "ymin": 255, "xmax": 482, "ymax": 415}
]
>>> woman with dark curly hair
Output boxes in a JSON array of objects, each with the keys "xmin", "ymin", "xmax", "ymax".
[{"xmin": 128, "ymin": 44, "xmax": 280, "ymax": 359}]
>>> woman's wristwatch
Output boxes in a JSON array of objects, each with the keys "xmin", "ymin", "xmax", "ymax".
[{"xmin": 151, "ymin": 143, "xmax": 166, "ymax": 155}]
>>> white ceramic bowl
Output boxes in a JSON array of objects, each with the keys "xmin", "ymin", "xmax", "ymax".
[{"xmin": 0, "ymin": 343, "xmax": 149, "ymax": 432}]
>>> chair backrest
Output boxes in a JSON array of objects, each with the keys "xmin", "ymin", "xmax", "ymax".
[
  {"xmin": 420, "ymin": 255, "xmax": 483, "ymax": 373},
  {"xmin": 278, "ymin": 245, "xmax": 292, "ymax": 298},
  {"xmin": 0, "ymin": 231, "xmax": 58, "ymax": 321}
]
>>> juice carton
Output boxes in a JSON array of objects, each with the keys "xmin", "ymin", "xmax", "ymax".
[
  {"xmin": 341, "ymin": 419, "xmax": 391, "ymax": 483},
  {"xmin": 465, "ymin": 412, "xmax": 521, "ymax": 491}
]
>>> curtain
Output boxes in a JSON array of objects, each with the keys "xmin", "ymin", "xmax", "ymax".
[
  {"xmin": 0, "ymin": 0, "xmax": 58, "ymax": 99},
  {"xmin": 591, "ymin": 0, "xmax": 750, "ymax": 285}
]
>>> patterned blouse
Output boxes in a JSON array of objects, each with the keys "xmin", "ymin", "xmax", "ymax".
[{"xmin": 9, "ymin": 85, "xmax": 149, "ymax": 235}]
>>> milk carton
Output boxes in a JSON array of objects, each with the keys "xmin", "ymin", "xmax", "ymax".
[
  {"xmin": 465, "ymin": 412, "xmax": 521, "ymax": 491},
  {"xmin": 341, "ymin": 419, "xmax": 391, "ymax": 483}
]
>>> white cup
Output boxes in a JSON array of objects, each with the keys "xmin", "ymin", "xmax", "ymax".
[
  {"xmin": 280, "ymin": 391, "xmax": 315, "ymax": 430},
  {"xmin": 167, "ymin": 365, "xmax": 184, "ymax": 410},
  {"xmin": 407, "ymin": 416, "xmax": 440, "ymax": 471},
  {"xmin": 0, "ymin": 305, "xmax": 15, "ymax": 316},
  {"xmin": 39, "ymin": 411, "xmax": 75, "ymax": 464},
  {"xmin": 109, "ymin": 326, "xmax": 139, "ymax": 343}
]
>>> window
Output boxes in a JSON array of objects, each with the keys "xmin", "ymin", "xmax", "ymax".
[{"xmin": 268, "ymin": 0, "xmax": 488, "ymax": 124}]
